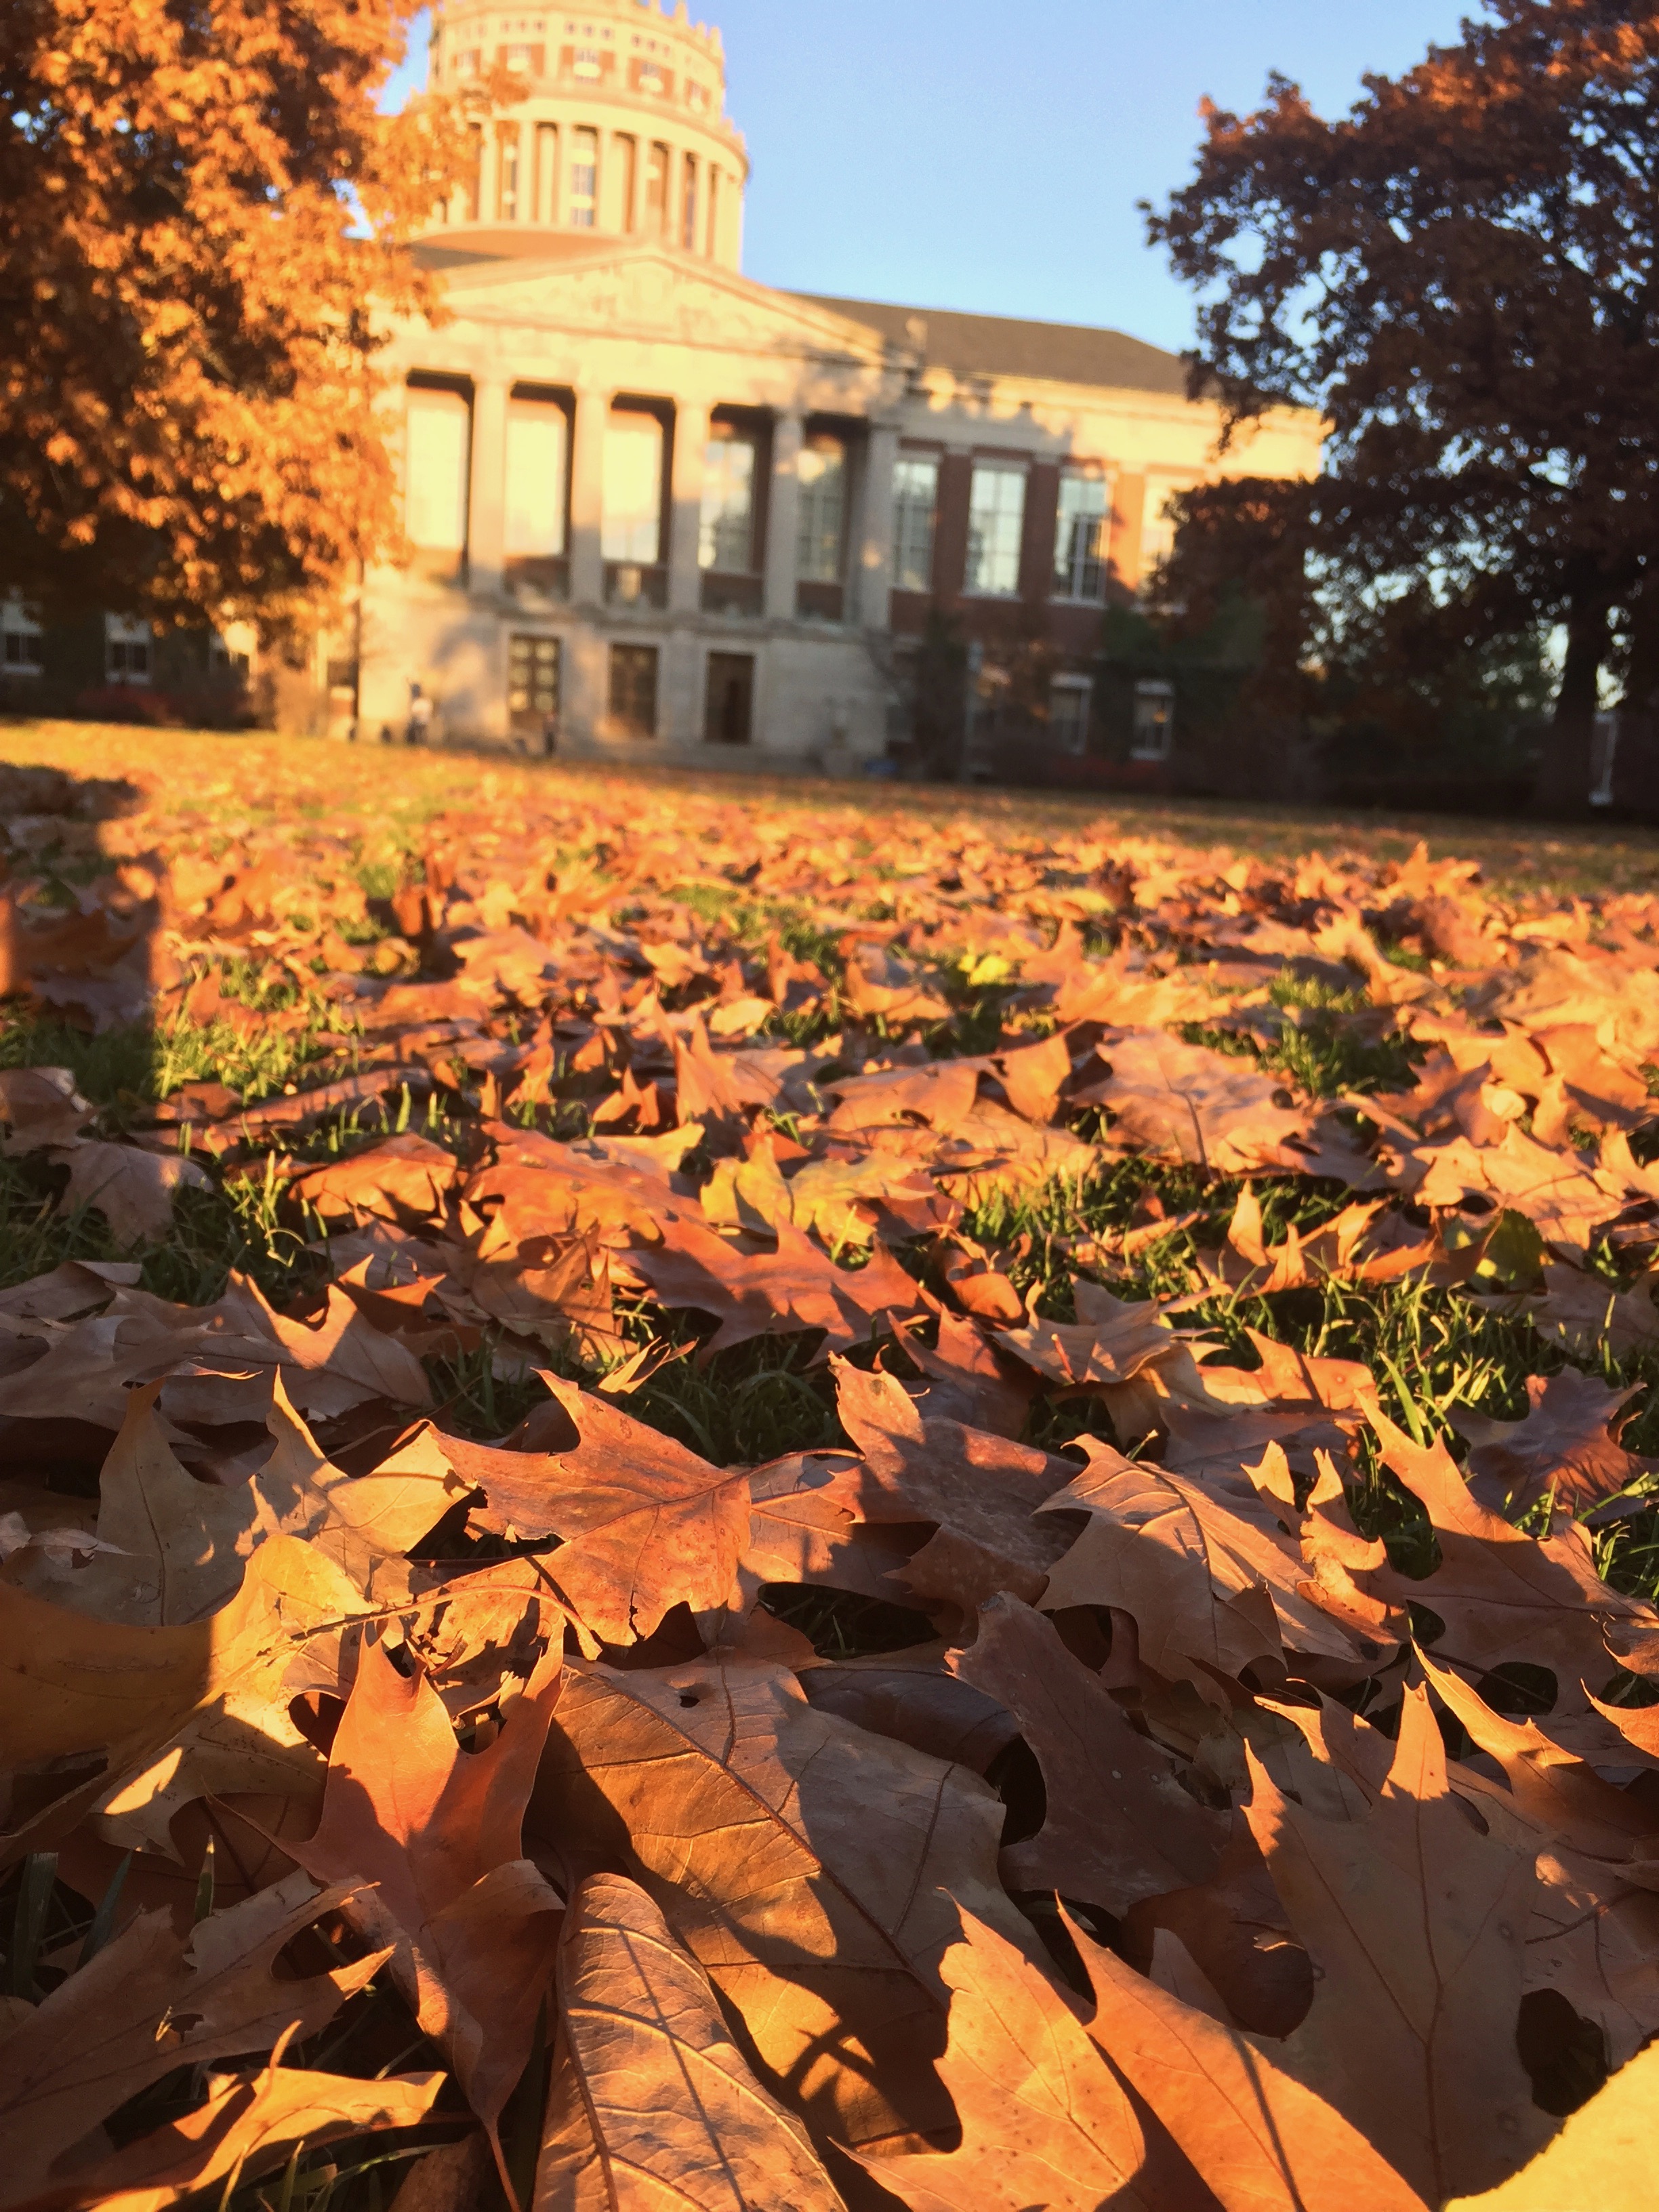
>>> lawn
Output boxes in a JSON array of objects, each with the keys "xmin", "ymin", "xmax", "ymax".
[{"xmin": 1, "ymin": 716, "xmax": 1656, "ymax": 2211}]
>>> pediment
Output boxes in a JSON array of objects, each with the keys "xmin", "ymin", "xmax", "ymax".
[{"xmin": 435, "ymin": 243, "xmax": 906, "ymax": 367}]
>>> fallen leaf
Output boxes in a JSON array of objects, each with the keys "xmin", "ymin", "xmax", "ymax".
[{"xmin": 535, "ymin": 1872, "xmax": 844, "ymax": 2210}]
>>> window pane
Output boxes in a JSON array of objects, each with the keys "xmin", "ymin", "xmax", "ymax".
[
  {"xmin": 1132, "ymin": 681, "xmax": 1174, "ymax": 759},
  {"xmin": 406, "ymin": 388, "xmax": 471, "ymax": 552},
  {"xmin": 1054, "ymin": 474, "xmax": 1109, "ymax": 600},
  {"xmin": 602, "ymin": 411, "xmax": 665, "ymax": 562},
  {"xmin": 570, "ymin": 126, "xmax": 597, "ymax": 226},
  {"xmin": 699, "ymin": 433, "xmax": 756, "ymax": 571},
  {"xmin": 966, "ymin": 466, "xmax": 1025, "ymax": 594},
  {"xmin": 797, "ymin": 436, "xmax": 846, "ymax": 584},
  {"xmin": 610, "ymin": 643, "xmax": 659, "ymax": 736},
  {"xmin": 1141, "ymin": 484, "xmax": 1180, "ymax": 581},
  {"xmin": 892, "ymin": 457, "xmax": 938, "ymax": 592},
  {"xmin": 1049, "ymin": 680, "xmax": 1091, "ymax": 755},
  {"xmin": 505, "ymin": 401, "xmax": 569, "ymax": 557}
]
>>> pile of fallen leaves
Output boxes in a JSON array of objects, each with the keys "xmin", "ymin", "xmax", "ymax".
[{"xmin": 4, "ymin": 739, "xmax": 1659, "ymax": 2211}]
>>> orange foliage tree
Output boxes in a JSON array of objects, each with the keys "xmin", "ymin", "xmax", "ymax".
[
  {"xmin": 1149, "ymin": 0, "xmax": 1659, "ymax": 811},
  {"xmin": 0, "ymin": 1, "xmax": 469, "ymax": 630}
]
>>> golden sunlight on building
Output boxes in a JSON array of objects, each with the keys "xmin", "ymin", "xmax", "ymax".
[{"xmin": 348, "ymin": 0, "xmax": 1324, "ymax": 777}]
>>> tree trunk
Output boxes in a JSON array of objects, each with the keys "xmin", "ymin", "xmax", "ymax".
[{"xmin": 1534, "ymin": 594, "xmax": 1609, "ymax": 817}]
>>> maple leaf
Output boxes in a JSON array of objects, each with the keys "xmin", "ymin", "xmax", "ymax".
[
  {"xmin": 287, "ymin": 1635, "xmax": 566, "ymax": 2195},
  {"xmin": 0, "ymin": 1532, "xmax": 373, "ymax": 1863},
  {"xmin": 1037, "ymin": 1436, "xmax": 1388, "ymax": 1699},
  {"xmin": 995, "ymin": 1279, "xmax": 1176, "ymax": 1391},
  {"xmin": 952, "ymin": 1594, "xmax": 1227, "ymax": 1912},
  {"xmin": 530, "ymin": 1651, "xmax": 1040, "ymax": 2154},
  {"xmin": 0, "ymin": 1872, "xmax": 388, "ymax": 2211},
  {"xmin": 832, "ymin": 1359, "xmax": 1075, "ymax": 1614},
  {"xmin": 1450, "ymin": 1368, "xmax": 1655, "ymax": 1518},
  {"xmin": 1364, "ymin": 1406, "xmax": 1659, "ymax": 1711},
  {"xmin": 626, "ymin": 1212, "xmax": 924, "ymax": 1358},
  {"xmin": 416, "ymin": 1377, "xmax": 751, "ymax": 1647},
  {"xmin": 1071, "ymin": 1027, "xmax": 1314, "ymax": 1172},
  {"xmin": 22, "ymin": 2041, "xmax": 445, "ymax": 2212},
  {"xmin": 1062, "ymin": 1910, "xmax": 1431, "ymax": 2212},
  {"xmin": 848, "ymin": 1906, "xmax": 1158, "ymax": 2212},
  {"xmin": 536, "ymin": 1872, "xmax": 844, "ymax": 2210},
  {"xmin": 1243, "ymin": 1683, "xmax": 1552, "ymax": 2203}
]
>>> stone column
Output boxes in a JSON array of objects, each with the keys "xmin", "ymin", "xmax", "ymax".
[
  {"xmin": 476, "ymin": 131, "xmax": 499, "ymax": 226},
  {"xmin": 668, "ymin": 401, "xmax": 710, "ymax": 616},
  {"xmin": 857, "ymin": 419, "xmax": 900, "ymax": 630},
  {"xmin": 468, "ymin": 377, "xmax": 509, "ymax": 599},
  {"xmin": 764, "ymin": 409, "xmax": 805, "ymax": 622},
  {"xmin": 570, "ymin": 386, "xmax": 609, "ymax": 606}
]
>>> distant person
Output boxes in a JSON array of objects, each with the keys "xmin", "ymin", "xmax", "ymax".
[
  {"xmin": 542, "ymin": 713, "xmax": 558, "ymax": 758},
  {"xmin": 406, "ymin": 682, "xmax": 434, "ymax": 747}
]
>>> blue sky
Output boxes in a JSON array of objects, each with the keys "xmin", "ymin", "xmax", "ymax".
[{"xmin": 386, "ymin": 2, "xmax": 1479, "ymax": 354}]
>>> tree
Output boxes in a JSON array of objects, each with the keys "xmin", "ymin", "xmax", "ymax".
[
  {"xmin": 1148, "ymin": 0, "xmax": 1659, "ymax": 811},
  {"xmin": 0, "ymin": 1, "xmax": 470, "ymax": 633}
]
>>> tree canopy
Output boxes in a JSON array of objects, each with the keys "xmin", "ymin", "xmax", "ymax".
[
  {"xmin": 1149, "ymin": 0, "xmax": 1659, "ymax": 806},
  {"xmin": 0, "ymin": 1, "xmax": 467, "ymax": 631}
]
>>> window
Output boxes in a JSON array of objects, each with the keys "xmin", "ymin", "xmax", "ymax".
[
  {"xmin": 569, "ymin": 126, "xmax": 597, "ymax": 226},
  {"xmin": 1048, "ymin": 676, "xmax": 1092, "ymax": 756},
  {"xmin": 573, "ymin": 46, "xmax": 602, "ymax": 78},
  {"xmin": 498, "ymin": 128, "xmax": 520, "ymax": 221},
  {"xmin": 106, "ymin": 615, "xmax": 152, "ymax": 684},
  {"xmin": 602, "ymin": 407, "xmax": 665, "ymax": 563},
  {"xmin": 705, "ymin": 166, "xmax": 720, "ymax": 255},
  {"xmin": 645, "ymin": 142, "xmax": 669, "ymax": 233},
  {"xmin": 506, "ymin": 43, "xmax": 535, "ymax": 68},
  {"xmin": 705, "ymin": 652, "xmax": 755, "ymax": 745},
  {"xmin": 535, "ymin": 123, "xmax": 558, "ymax": 222},
  {"xmin": 699, "ymin": 426, "xmax": 757, "ymax": 571},
  {"xmin": 640, "ymin": 63, "xmax": 665, "ymax": 92},
  {"xmin": 616, "ymin": 133, "xmax": 638, "ymax": 230},
  {"xmin": 1, "ymin": 597, "xmax": 43, "ymax": 674},
  {"xmin": 508, "ymin": 634, "xmax": 561, "ymax": 739},
  {"xmin": 609, "ymin": 643, "xmax": 659, "ymax": 737},
  {"xmin": 965, "ymin": 465, "xmax": 1025, "ymax": 595},
  {"xmin": 1141, "ymin": 483, "xmax": 1181, "ymax": 583},
  {"xmin": 681, "ymin": 154, "xmax": 697, "ymax": 249},
  {"xmin": 1131, "ymin": 680, "xmax": 1175, "ymax": 760},
  {"xmin": 405, "ymin": 385, "xmax": 472, "ymax": 555},
  {"xmin": 797, "ymin": 434, "xmax": 846, "ymax": 584},
  {"xmin": 504, "ymin": 396, "xmax": 569, "ymax": 557},
  {"xmin": 1054, "ymin": 472, "xmax": 1109, "ymax": 602},
  {"xmin": 891, "ymin": 457, "xmax": 939, "ymax": 592}
]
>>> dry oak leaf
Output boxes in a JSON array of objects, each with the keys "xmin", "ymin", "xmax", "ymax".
[
  {"xmin": 529, "ymin": 1652, "xmax": 1040, "ymax": 2155},
  {"xmin": 626, "ymin": 1212, "xmax": 924, "ymax": 1359},
  {"xmin": 848, "ymin": 1906, "xmax": 1159, "ymax": 2212},
  {"xmin": 1442, "ymin": 2037, "xmax": 1659, "ymax": 2211},
  {"xmin": 1450, "ymin": 1368, "xmax": 1653, "ymax": 1519},
  {"xmin": 1502, "ymin": 1261, "xmax": 1659, "ymax": 1361},
  {"xmin": 993, "ymin": 1027, "xmax": 1075, "ymax": 1124},
  {"xmin": 0, "ymin": 1533, "xmax": 373, "ymax": 1865},
  {"xmin": 428, "ymin": 1377, "xmax": 751, "ymax": 1647},
  {"xmin": 0, "ymin": 1871, "xmax": 388, "ymax": 2211},
  {"xmin": 800, "ymin": 1652, "xmax": 1021, "ymax": 1776},
  {"xmin": 0, "ymin": 1067, "xmax": 95, "ymax": 1153},
  {"xmin": 995, "ymin": 1279, "xmax": 1176, "ymax": 1393},
  {"xmin": 1037, "ymin": 1437, "xmax": 1384, "ymax": 1702},
  {"xmin": 1071, "ymin": 1027, "xmax": 1313, "ymax": 1173},
  {"xmin": 823, "ymin": 1058, "xmax": 982, "ymax": 1134},
  {"xmin": 23, "ymin": 2045, "xmax": 445, "ymax": 2212},
  {"xmin": 1062, "ymin": 1911, "xmax": 1430, "ymax": 2212},
  {"xmin": 534, "ymin": 1872, "xmax": 844, "ymax": 2212},
  {"xmin": 1364, "ymin": 1406, "xmax": 1659, "ymax": 1711},
  {"xmin": 831, "ymin": 1359, "xmax": 1076, "ymax": 1614},
  {"xmin": 895, "ymin": 1307, "xmax": 1039, "ymax": 1440},
  {"xmin": 1243, "ymin": 1683, "xmax": 1551, "ymax": 2205},
  {"xmin": 952, "ymin": 1594, "xmax": 1226, "ymax": 1914},
  {"xmin": 287, "ymin": 1635, "xmax": 566, "ymax": 2190},
  {"xmin": 50, "ymin": 1141, "xmax": 212, "ymax": 1247},
  {"xmin": 290, "ymin": 1131, "xmax": 460, "ymax": 1223},
  {"xmin": 1402, "ymin": 1122, "xmax": 1620, "ymax": 1256}
]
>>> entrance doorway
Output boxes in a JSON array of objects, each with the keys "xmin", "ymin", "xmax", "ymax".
[
  {"xmin": 704, "ymin": 651, "xmax": 755, "ymax": 745},
  {"xmin": 508, "ymin": 634, "xmax": 560, "ymax": 749}
]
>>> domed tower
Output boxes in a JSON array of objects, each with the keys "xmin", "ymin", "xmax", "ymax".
[{"xmin": 424, "ymin": 0, "xmax": 748, "ymax": 268}]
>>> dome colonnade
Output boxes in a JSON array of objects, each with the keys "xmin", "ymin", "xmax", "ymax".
[{"xmin": 426, "ymin": 0, "xmax": 748, "ymax": 268}]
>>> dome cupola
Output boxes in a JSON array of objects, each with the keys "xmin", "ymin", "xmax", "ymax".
[{"xmin": 424, "ymin": 0, "xmax": 748, "ymax": 266}]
